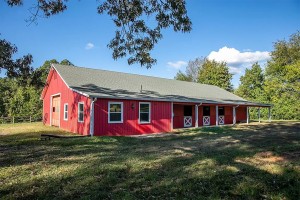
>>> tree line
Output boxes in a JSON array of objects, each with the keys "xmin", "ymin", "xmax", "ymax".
[
  {"xmin": 0, "ymin": 56, "xmax": 73, "ymax": 118},
  {"xmin": 174, "ymin": 31, "xmax": 300, "ymax": 120}
]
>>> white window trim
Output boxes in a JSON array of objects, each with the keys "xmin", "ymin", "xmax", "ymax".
[
  {"xmin": 78, "ymin": 102, "xmax": 84, "ymax": 123},
  {"xmin": 64, "ymin": 103, "xmax": 68, "ymax": 121},
  {"xmin": 108, "ymin": 102, "xmax": 123, "ymax": 123},
  {"xmin": 139, "ymin": 102, "xmax": 151, "ymax": 124}
]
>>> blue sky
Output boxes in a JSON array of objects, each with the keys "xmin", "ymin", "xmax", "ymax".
[{"xmin": 1, "ymin": 0, "xmax": 299, "ymax": 87}]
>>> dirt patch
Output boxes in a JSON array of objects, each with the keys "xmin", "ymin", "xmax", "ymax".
[{"xmin": 254, "ymin": 151, "xmax": 286, "ymax": 163}]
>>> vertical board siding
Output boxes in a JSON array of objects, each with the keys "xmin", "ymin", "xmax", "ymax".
[
  {"xmin": 198, "ymin": 106, "xmax": 203, "ymax": 126},
  {"xmin": 94, "ymin": 99, "xmax": 171, "ymax": 136},
  {"xmin": 224, "ymin": 106, "xmax": 233, "ymax": 124},
  {"xmin": 43, "ymin": 69, "xmax": 91, "ymax": 135},
  {"xmin": 236, "ymin": 106, "xmax": 247, "ymax": 122},
  {"xmin": 210, "ymin": 106, "xmax": 216, "ymax": 125}
]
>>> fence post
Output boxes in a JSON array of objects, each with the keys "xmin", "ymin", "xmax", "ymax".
[
  {"xmin": 30, "ymin": 116, "xmax": 32, "ymax": 123},
  {"xmin": 12, "ymin": 116, "xmax": 14, "ymax": 124}
]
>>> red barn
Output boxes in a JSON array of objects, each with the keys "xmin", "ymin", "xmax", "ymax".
[{"xmin": 41, "ymin": 64, "xmax": 271, "ymax": 136}]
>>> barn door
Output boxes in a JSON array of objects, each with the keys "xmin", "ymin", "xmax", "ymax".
[
  {"xmin": 52, "ymin": 95, "xmax": 60, "ymax": 127},
  {"xmin": 184, "ymin": 106, "xmax": 192, "ymax": 127}
]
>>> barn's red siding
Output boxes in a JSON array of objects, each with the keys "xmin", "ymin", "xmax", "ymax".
[
  {"xmin": 224, "ymin": 106, "xmax": 233, "ymax": 124},
  {"xmin": 93, "ymin": 99, "xmax": 172, "ymax": 136},
  {"xmin": 236, "ymin": 106, "xmax": 247, "ymax": 122},
  {"xmin": 43, "ymin": 69, "xmax": 91, "ymax": 135}
]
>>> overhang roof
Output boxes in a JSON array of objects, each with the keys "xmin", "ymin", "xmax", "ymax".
[{"xmin": 50, "ymin": 64, "xmax": 271, "ymax": 107}]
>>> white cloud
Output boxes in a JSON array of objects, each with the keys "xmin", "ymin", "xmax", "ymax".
[
  {"xmin": 207, "ymin": 46, "xmax": 270, "ymax": 74},
  {"xmin": 85, "ymin": 42, "xmax": 94, "ymax": 50},
  {"xmin": 167, "ymin": 61, "xmax": 187, "ymax": 69}
]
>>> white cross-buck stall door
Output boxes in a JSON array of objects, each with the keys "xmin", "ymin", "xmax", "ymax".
[
  {"xmin": 219, "ymin": 115, "xmax": 225, "ymax": 125},
  {"xmin": 203, "ymin": 116, "xmax": 210, "ymax": 126},
  {"xmin": 184, "ymin": 116, "xmax": 192, "ymax": 127}
]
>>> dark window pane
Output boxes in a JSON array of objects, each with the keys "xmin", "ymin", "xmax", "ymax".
[
  {"xmin": 140, "ymin": 113, "xmax": 150, "ymax": 122},
  {"xmin": 110, "ymin": 113, "xmax": 121, "ymax": 121},
  {"xmin": 184, "ymin": 106, "xmax": 192, "ymax": 116},
  {"xmin": 65, "ymin": 105, "xmax": 68, "ymax": 112},
  {"xmin": 79, "ymin": 104, "xmax": 84, "ymax": 112},
  {"xmin": 64, "ymin": 112, "xmax": 68, "ymax": 119},
  {"xmin": 79, "ymin": 113, "xmax": 84, "ymax": 121},
  {"xmin": 219, "ymin": 107, "xmax": 225, "ymax": 115},
  {"xmin": 110, "ymin": 104, "xmax": 121, "ymax": 112},
  {"xmin": 203, "ymin": 106, "xmax": 210, "ymax": 116},
  {"xmin": 140, "ymin": 103, "xmax": 149, "ymax": 112}
]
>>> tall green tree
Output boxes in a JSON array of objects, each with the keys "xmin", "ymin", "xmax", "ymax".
[
  {"xmin": 236, "ymin": 62, "xmax": 265, "ymax": 101},
  {"xmin": 4, "ymin": 0, "xmax": 192, "ymax": 68},
  {"xmin": 264, "ymin": 31, "xmax": 300, "ymax": 120},
  {"xmin": 235, "ymin": 63, "xmax": 268, "ymax": 119},
  {"xmin": 198, "ymin": 59, "xmax": 233, "ymax": 92}
]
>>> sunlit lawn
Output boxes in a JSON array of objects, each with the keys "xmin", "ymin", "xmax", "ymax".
[{"xmin": 0, "ymin": 122, "xmax": 299, "ymax": 199}]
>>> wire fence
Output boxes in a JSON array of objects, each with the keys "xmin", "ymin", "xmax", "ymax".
[{"xmin": 0, "ymin": 116, "xmax": 42, "ymax": 124}]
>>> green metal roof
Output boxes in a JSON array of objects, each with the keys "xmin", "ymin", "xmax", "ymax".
[{"xmin": 52, "ymin": 64, "xmax": 271, "ymax": 107}]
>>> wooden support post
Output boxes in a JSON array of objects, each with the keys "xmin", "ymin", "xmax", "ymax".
[
  {"xmin": 195, "ymin": 105, "xmax": 198, "ymax": 128},
  {"xmin": 246, "ymin": 107, "xmax": 249, "ymax": 124},
  {"xmin": 12, "ymin": 116, "xmax": 14, "ymax": 124},
  {"xmin": 268, "ymin": 107, "xmax": 271, "ymax": 122},
  {"xmin": 233, "ymin": 107, "xmax": 236, "ymax": 125},
  {"xmin": 30, "ymin": 116, "xmax": 32, "ymax": 123},
  {"xmin": 216, "ymin": 105, "xmax": 219, "ymax": 126},
  {"xmin": 258, "ymin": 108, "xmax": 261, "ymax": 123}
]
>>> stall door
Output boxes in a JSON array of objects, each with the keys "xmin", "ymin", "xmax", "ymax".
[
  {"xmin": 52, "ymin": 95, "xmax": 60, "ymax": 127},
  {"xmin": 184, "ymin": 106, "xmax": 193, "ymax": 127}
]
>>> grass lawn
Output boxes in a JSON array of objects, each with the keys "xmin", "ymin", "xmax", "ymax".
[{"xmin": 0, "ymin": 122, "xmax": 300, "ymax": 199}]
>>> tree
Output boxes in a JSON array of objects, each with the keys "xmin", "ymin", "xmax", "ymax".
[
  {"xmin": 263, "ymin": 31, "xmax": 300, "ymax": 120},
  {"xmin": 5, "ymin": 0, "xmax": 192, "ymax": 68},
  {"xmin": 0, "ymin": 59, "xmax": 74, "ymax": 117},
  {"xmin": 198, "ymin": 59, "xmax": 233, "ymax": 91},
  {"xmin": 235, "ymin": 62, "xmax": 265, "ymax": 101},
  {"xmin": 174, "ymin": 57, "xmax": 204, "ymax": 82},
  {"xmin": 0, "ymin": 38, "xmax": 34, "ymax": 85},
  {"xmin": 174, "ymin": 70, "xmax": 192, "ymax": 81}
]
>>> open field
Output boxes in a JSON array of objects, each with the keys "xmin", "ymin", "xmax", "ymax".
[{"xmin": 0, "ymin": 122, "xmax": 299, "ymax": 199}]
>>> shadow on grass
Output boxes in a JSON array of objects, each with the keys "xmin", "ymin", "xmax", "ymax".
[{"xmin": 0, "ymin": 122, "xmax": 299, "ymax": 199}]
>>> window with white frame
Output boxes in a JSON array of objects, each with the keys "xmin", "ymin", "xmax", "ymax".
[
  {"xmin": 108, "ymin": 102, "xmax": 123, "ymax": 123},
  {"xmin": 139, "ymin": 102, "xmax": 151, "ymax": 123},
  {"xmin": 64, "ymin": 103, "xmax": 68, "ymax": 120},
  {"xmin": 78, "ymin": 102, "xmax": 84, "ymax": 122}
]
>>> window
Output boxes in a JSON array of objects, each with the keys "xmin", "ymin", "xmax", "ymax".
[
  {"xmin": 109, "ymin": 102, "xmax": 123, "ymax": 123},
  {"xmin": 184, "ymin": 106, "xmax": 192, "ymax": 116},
  {"xmin": 203, "ymin": 106, "xmax": 210, "ymax": 116},
  {"xmin": 64, "ymin": 103, "xmax": 68, "ymax": 120},
  {"xmin": 218, "ymin": 107, "xmax": 225, "ymax": 116},
  {"xmin": 78, "ymin": 102, "xmax": 84, "ymax": 122},
  {"xmin": 139, "ymin": 102, "xmax": 151, "ymax": 123}
]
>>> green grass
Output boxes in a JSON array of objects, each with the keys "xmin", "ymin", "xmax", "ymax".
[{"xmin": 0, "ymin": 122, "xmax": 299, "ymax": 199}]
